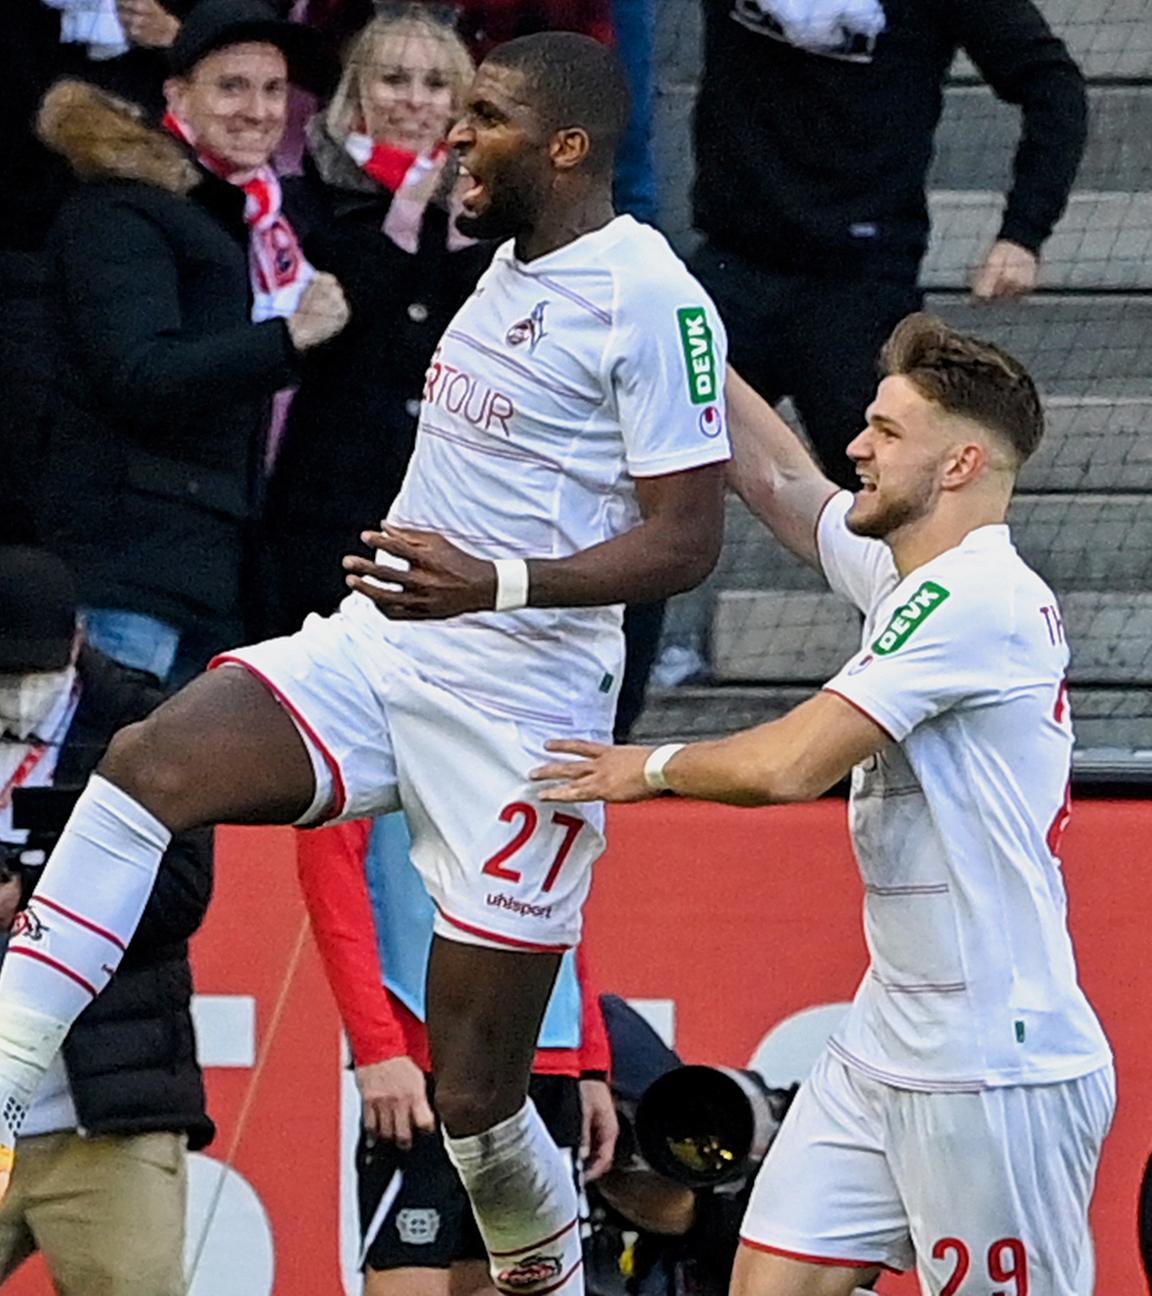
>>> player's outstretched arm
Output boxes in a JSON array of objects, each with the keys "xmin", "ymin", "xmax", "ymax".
[
  {"xmin": 725, "ymin": 367, "xmax": 840, "ymax": 570},
  {"xmin": 344, "ymin": 461, "xmax": 725, "ymax": 619},
  {"xmin": 532, "ymin": 692, "xmax": 888, "ymax": 807}
]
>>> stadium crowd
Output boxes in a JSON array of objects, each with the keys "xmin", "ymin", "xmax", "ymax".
[{"xmin": 0, "ymin": 1, "xmax": 1119, "ymax": 1294}]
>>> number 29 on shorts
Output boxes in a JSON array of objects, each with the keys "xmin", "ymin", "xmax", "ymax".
[{"xmin": 933, "ymin": 1236, "xmax": 1029, "ymax": 1296}]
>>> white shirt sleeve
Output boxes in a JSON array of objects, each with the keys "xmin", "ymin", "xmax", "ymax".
[
  {"xmin": 816, "ymin": 491, "xmax": 897, "ymax": 612},
  {"xmin": 824, "ymin": 574, "xmax": 1008, "ymax": 741},
  {"xmin": 608, "ymin": 274, "xmax": 732, "ymax": 477}
]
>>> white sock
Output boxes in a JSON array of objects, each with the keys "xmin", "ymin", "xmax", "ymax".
[
  {"xmin": 0, "ymin": 775, "xmax": 169, "ymax": 1115},
  {"xmin": 445, "ymin": 1099, "xmax": 583, "ymax": 1295}
]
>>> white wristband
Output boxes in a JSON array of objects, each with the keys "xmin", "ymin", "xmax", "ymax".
[
  {"xmin": 643, "ymin": 742, "xmax": 687, "ymax": 792},
  {"xmin": 492, "ymin": 558, "xmax": 530, "ymax": 612}
]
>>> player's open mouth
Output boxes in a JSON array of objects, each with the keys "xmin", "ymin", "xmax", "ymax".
[
  {"xmin": 857, "ymin": 476, "xmax": 877, "ymax": 493},
  {"xmin": 460, "ymin": 165, "xmax": 486, "ymax": 211}
]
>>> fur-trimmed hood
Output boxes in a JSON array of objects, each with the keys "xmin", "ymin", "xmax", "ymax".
[
  {"xmin": 305, "ymin": 114, "xmax": 380, "ymax": 196},
  {"xmin": 37, "ymin": 80, "xmax": 200, "ymax": 194}
]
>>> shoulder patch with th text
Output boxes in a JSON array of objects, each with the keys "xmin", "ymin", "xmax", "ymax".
[
  {"xmin": 872, "ymin": 580, "xmax": 950, "ymax": 655},
  {"xmin": 676, "ymin": 306, "xmax": 718, "ymax": 405}
]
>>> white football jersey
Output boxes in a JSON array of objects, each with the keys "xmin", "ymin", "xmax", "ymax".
[
  {"xmin": 344, "ymin": 216, "xmax": 730, "ymax": 731},
  {"xmin": 817, "ymin": 491, "xmax": 1111, "ymax": 1090}
]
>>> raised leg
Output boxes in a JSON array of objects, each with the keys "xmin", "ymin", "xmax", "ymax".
[{"xmin": 0, "ymin": 665, "xmax": 318, "ymax": 1199}]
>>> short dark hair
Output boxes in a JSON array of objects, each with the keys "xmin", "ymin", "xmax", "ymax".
[
  {"xmin": 880, "ymin": 313, "xmax": 1045, "ymax": 466},
  {"xmin": 484, "ymin": 32, "xmax": 631, "ymax": 173}
]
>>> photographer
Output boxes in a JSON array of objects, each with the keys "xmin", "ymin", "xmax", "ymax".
[
  {"xmin": 0, "ymin": 544, "xmax": 214, "ymax": 1296},
  {"xmin": 586, "ymin": 997, "xmax": 853, "ymax": 1296}
]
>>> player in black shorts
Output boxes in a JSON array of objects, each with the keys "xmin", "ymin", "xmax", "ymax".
[{"xmin": 359, "ymin": 1076, "xmax": 583, "ymax": 1286}]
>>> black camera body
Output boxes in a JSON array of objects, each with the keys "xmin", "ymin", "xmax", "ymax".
[{"xmin": 0, "ymin": 786, "xmax": 82, "ymax": 886}]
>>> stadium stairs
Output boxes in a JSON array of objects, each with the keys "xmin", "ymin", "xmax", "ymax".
[{"xmin": 634, "ymin": 0, "xmax": 1152, "ymax": 773}]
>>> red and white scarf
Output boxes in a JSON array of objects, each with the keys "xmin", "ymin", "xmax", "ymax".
[
  {"xmin": 343, "ymin": 132, "xmax": 475, "ymax": 255},
  {"xmin": 164, "ymin": 112, "xmax": 315, "ymax": 322}
]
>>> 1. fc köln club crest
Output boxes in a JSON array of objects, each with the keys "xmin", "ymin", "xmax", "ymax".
[{"xmin": 506, "ymin": 301, "xmax": 548, "ymax": 351}]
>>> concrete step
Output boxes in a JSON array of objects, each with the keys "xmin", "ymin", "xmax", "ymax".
[
  {"xmin": 631, "ymin": 683, "xmax": 1152, "ymax": 753},
  {"xmin": 653, "ymin": 0, "xmax": 702, "ymax": 89},
  {"xmin": 931, "ymin": 86, "xmax": 1152, "ymax": 194},
  {"xmin": 1022, "ymin": 397, "xmax": 1152, "ymax": 491},
  {"xmin": 924, "ymin": 192, "xmax": 1152, "ymax": 291},
  {"xmin": 632, "ymin": 684, "xmax": 816, "ymax": 742},
  {"xmin": 716, "ymin": 493, "xmax": 1152, "ymax": 593},
  {"xmin": 709, "ymin": 590, "xmax": 1152, "ymax": 684},
  {"xmin": 652, "ymin": 82, "xmax": 697, "ymax": 247},
  {"xmin": 1010, "ymin": 494, "xmax": 1152, "ymax": 588},
  {"xmin": 761, "ymin": 391, "xmax": 1152, "ymax": 494},
  {"xmin": 925, "ymin": 294, "xmax": 1152, "ymax": 396}
]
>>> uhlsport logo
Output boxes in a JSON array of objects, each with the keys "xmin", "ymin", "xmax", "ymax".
[
  {"xmin": 677, "ymin": 306, "xmax": 717, "ymax": 405},
  {"xmin": 506, "ymin": 300, "xmax": 548, "ymax": 351},
  {"xmin": 496, "ymin": 1252, "xmax": 563, "ymax": 1290},
  {"xmin": 872, "ymin": 580, "xmax": 950, "ymax": 655},
  {"xmin": 698, "ymin": 405, "xmax": 722, "ymax": 438}
]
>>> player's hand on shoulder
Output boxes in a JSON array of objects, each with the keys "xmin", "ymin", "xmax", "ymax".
[
  {"xmin": 344, "ymin": 524, "xmax": 498, "ymax": 620},
  {"xmin": 356, "ymin": 1055, "xmax": 436, "ymax": 1148},
  {"xmin": 531, "ymin": 741, "xmax": 658, "ymax": 804}
]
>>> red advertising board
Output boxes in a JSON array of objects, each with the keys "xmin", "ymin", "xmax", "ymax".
[{"xmin": 6, "ymin": 797, "xmax": 1149, "ymax": 1294}]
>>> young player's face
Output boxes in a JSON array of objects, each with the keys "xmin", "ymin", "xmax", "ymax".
[
  {"xmin": 358, "ymin": 33, "xmax": 458, "ymax": 153},
  {"xmin": 166, "ymin": 43, "xmax": 289, "ymax": 174},
  {"xmin": 448, "ymin": 64, "xmax": 553, "ymax": 240},
  {"xmin": 844, "ymin": 376, "xmax": 953, "ymax": 538}
]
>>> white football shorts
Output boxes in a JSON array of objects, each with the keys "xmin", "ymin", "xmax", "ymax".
[
  {"xmin": 741, "ymin": 1049, "xmax": 1115, "ymax": 1294},
  {"xmin": 212, "ymin": 608, "xmax": 607, "ymax": 951}
]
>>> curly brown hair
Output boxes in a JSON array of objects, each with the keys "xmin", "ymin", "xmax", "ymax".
[{"xmin": 880, "ymin": 313, "xmax": 1045, "ymax": 467}]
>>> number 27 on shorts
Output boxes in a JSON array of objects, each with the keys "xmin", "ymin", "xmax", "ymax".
[{"xmin": 483, "ymin": 801, "xmax": 585, "ymax": 893}]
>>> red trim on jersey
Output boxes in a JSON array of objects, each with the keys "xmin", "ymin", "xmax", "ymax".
[
  {"xmin": 436, "ymin": 906, "xmax": 572, "ymax": 954},
  {"xmin": 210, "ymin": 654, "xmax": 347, "ymax": 820},
  {"xmin": 490, "ymin": 1216, "xmax": 579, "ymax": 1257},
  {"xmin": 822, "ymin": 688, "xmax": 897, "ymax": 744},
  {"xmin": 812, "ymin": 487, "xmax": 843, "ymax": 580},
  {"xmin": 10, "ymin": 946, "xmax": 97, "ymax": 998},
  {"xmin": 739, "ymin": 1239, "xmax": 900, "ymax": 1273},
  {"xmin": 36, "ymin": 896, "xmax": 126, "ymax": 952}
]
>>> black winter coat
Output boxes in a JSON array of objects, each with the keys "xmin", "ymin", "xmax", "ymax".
[
  {"xmin": 22, "ymin": 646, "xmax": 215, "ymax": 1147},
  {"xmin": 261, "ymin": 123, "xmax": 494, "ymax": 635},
  {"xmin": 34, "ymin": 82, "xmax": 302, "ymax": 642}
]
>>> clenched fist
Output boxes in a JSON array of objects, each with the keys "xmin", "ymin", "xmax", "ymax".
[
  {"xmin": 116, "ymin": 0, "xmax": 180, "ymax": 47},
  {"xmin": 287, "ymin": 272, "xmax": 351, "ymax": 351}
]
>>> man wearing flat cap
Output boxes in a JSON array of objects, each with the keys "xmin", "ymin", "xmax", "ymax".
[
  {"xmin": 0, "ymin": 545, "xmax": 214, "ymax": 1295},
  {"xmin": 34, "ymin": 0, "xmax": 350, "ymax": 687}
]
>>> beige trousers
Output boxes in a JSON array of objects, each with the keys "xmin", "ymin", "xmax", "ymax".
[{"xmin": 0, "ymin": 1130, "xmax": 187, "ymax": 1296}]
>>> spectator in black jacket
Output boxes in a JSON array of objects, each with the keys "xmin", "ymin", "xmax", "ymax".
[
  {"xmin": 0, "ymin": 543, "xmax": 213, "ymax": 1296},
  {"xmin": 261, "ymin": 5, "xmax": 493, "ymax": 635},
  {"xmin": 690, "ymin": 0, "xmax": 1087, "ymax": 489},
  {"xmin": 0, "ymin": 0, "xmax": 193, "ymax": 520},
  {"xmin": 32, "ymin": 0, "xmax": 350, "ymax": 687}
]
